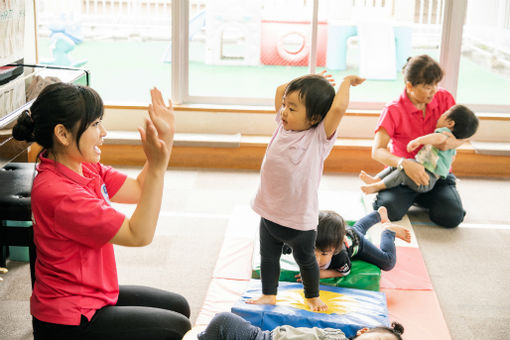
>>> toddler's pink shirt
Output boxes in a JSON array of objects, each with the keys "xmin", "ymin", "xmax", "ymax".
[
  {"xmin": 30, "ymin": 154, "xmax": 127, "ymax": 325},
  {"xmin": 252, "ymin": 112, "xmax": 337, "ymax": 231},
  {"xmin": 375, "ymin": 88, "xmax": 455, "ymax": 158}
]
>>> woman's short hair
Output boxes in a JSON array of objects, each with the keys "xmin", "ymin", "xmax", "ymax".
[{"xmin": 402, "ymin": 55, "xmax": 444, "ymax": 86}]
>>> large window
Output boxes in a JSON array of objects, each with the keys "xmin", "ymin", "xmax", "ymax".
[
  {"xmin": 36, "ymin": 0, "xmax": 172, "ymax": 104},
  {"xmin": 35, "ymin": 0, "xmax": 510, "ymax": 112},
  {"xmin": 179, "ymin": 0, "xmax": 446, "ymax": 106},
  {"xmin": 457, "ymin": 0, "xmax": 510, "ymax": 108}
]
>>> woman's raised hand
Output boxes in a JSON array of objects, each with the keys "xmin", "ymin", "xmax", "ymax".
[
  {"xmin": 138, "ymin": 118, "xmax": 170, "ymax": 171},
  {"xmin": 148, "ymin": 87, "xmax": 175, "ymax": 147}
]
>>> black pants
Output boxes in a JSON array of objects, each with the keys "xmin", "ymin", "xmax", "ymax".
[
  {"xmin": 32, "ymin": 285, "xmax": 191, "ymax": 340},
  {"xmin": 373, "ymin": 173, "xmax": 465, "ymax": 228},
  {"xmin": 259, "ymin": 218, "xmax": 319, "ymax": 298}
]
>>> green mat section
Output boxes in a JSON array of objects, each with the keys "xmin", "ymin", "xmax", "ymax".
[
  {"xmin": 251, "ymin": 220, "xmax": 381, "ymax": 292},
  {"xmin": 251, "ymin": 256, "xmax": 381, "ymax": 292}
]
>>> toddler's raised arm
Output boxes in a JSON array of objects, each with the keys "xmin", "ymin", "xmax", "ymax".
[{"xmin": 323, "ymin": 75, "xmax": 365, "ymax": 138}]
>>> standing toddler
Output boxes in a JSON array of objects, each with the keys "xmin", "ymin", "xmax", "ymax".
[{"xmin": 249, "ymin": 72, "xmax": 364, "ymax": 311}]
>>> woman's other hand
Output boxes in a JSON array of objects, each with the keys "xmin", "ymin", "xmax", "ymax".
[{"xmin": 402, "ymin": 159, "xmax": 430, "ymax": 186}]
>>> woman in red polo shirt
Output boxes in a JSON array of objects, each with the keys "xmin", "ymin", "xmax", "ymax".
[
  {"xmin": 366, "ymin": 55, "xmax": 466, "ymax": 228},
  {"xmin": 13, "ymin": 83, "xmax": 191, "ymax": 339}
]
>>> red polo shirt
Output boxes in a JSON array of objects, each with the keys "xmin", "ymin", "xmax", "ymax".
[
  {"xmin": 30, "ymin": 154, "xmax": 127, "ymax": 325},
  {"xmin": 375, "ymin": 87, "xmax": 455, "ymax": 158}
]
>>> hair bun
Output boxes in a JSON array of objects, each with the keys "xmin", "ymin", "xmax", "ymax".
[
  {"xmin": 391, "ymin": 321, "xmax": 404, "ymax": 335},
  {"xmin": 12, "ymin": 110, "xmax": 35, "ymax": 142}
]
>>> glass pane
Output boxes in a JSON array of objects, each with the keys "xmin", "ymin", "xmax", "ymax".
[
  {"xmin": 457, "ymin": 0, "xmax": 510, "ymax": 107},
  {"xmin": 189, "ymin": 0, "xmax": 314, "ymax": 100},
  {"xmin": 36, "ymin": 0, "xmax": 172, "ymax": 104},
  {"xmin": 318, "ymin": 0, "xmax": 443, "ymax": 103}
]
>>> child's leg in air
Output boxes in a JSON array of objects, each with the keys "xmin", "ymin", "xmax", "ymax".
[
  {"xmin": 351, "ymin": 208, "xmax": 384, "ymax": 236},
  {"xmin": 354, "ymin": 229, "xmax": 397, "ymax": 271},
  {"xmin": 246, "ymin": 218, "xmax": 283, "ymax": 305},
  {"xmin": 288, "ymin": 229, "xmax": 328, "ymax": 312},
  {"xmin": 355, "ymin": 221, "xmax": 411, "ymax": 271}
]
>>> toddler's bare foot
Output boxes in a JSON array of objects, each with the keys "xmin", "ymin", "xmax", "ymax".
[
  {"xmin": 384, "ymin": 224, "xmax": 411, "ymax": 243},
  {"xmin": 245, "ymin": 294, "xmax": 276, "ymax": 305},
  {"xmin": 361, "ymin": 181, "xmax": 385, "ymax": 194},
  {"xmin": 306, "ymin": 297, "xmax": 328, "ymax": 312},
  {"xmin": 378, "ymin": 206, "xmax": 390, "ymax": 224},
  {"xmin": 359, "ymin": 170, "xmax": 379, "ymax": 184}
]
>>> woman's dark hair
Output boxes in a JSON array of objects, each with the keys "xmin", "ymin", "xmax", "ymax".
[
  {"xmin": 13, "ymin": 82, "xmax": 104, "ymax": 152},
  {"xmin": 402, "ymin": 55, "xmax": 444, "ymax": 86},
  {"xmin": 353, "ymin": 322, "xmax": 404, "ymax": 340},
  {"xmin": 316, "ymin": 210, "xmax": 345, "ymax": 253},
  {"xmin": 445, "ymin": 104, "xmax": 479, "ymax": 139},
  {"xmin": 285, "ymin": 74, "xmax": 335, "ymax": 127}
]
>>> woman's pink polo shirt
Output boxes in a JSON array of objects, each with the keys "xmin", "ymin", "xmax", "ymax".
[
  {"xmin": 30, "ymin": 154, "xmax": 127, "ymax": 325},
  {"xmin": 375, "ymin": 87, "xmax": 455, "ymax": 159}
]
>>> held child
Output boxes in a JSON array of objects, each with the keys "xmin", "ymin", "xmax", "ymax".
[
  {"xmin": 13, "ymin": 83, "xmax": 191, "ymax": 339},
  {"xmin": 310, "ymin": 208, "xmax": 410, "ymax": 280},
  {"xmin": 249, "ymin": 72, "xmax": 365, "ymax": 311},
  {"xmin": 360, "ymin": 104, "xmax": 479, "ymax": 194}
]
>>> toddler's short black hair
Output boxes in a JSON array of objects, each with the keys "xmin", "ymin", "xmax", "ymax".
[
  {"xmin": 446, "ymin": 104, "xmax": 479, "ymax": 139},
  {"xmin": 285, "ymin": 74, "xmax": 335, "ymax": 127},
  {"xmin": 316, "ymin": 210, "xmax": 345, "ymax": 253}
]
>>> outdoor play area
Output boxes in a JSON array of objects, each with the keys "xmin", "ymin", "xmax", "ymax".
[{"xmin": 35, "ymin": 0, "xmax": 510, "ymax": 106}]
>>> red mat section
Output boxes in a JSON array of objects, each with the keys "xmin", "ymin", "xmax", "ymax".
[
  {"xmin": 380, "ymin": 246, "xmax": 433, "ymax": 290},
  {"xmin": 382, "ymin": 289, "xmax": 451, "ymax": 340}
]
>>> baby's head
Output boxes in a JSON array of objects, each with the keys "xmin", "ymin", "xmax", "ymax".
[
  {"xmin": 281, "ymin": 74, "xmax": 335, "ymax": 131},
  {"xmin": 352, "ymin": 322, "xmax": 404, "ymax": 340},
  {"xmin": 437, "ymin": 104, "xmax": 479, "ymax": 139},
  {"xmin": 315, "ymin": 210, "xmax": 346, "ymax": 268}
]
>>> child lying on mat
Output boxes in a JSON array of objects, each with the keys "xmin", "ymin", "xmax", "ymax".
[
  {"xmin": 198, "ymin": 311, "xmax": 404, "ymax": 340},
  {"xmin": 292, "ymin": 207, "xmax": 410, "ymax": 281}
]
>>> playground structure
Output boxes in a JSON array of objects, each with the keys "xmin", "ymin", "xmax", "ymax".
[
  {"xmin": 40, "ymin": 33, "xmax": 87, "ymax": 68},
  {"xmin": 205, "ymin": 0, "xmax": 261, "ymax": 66}
]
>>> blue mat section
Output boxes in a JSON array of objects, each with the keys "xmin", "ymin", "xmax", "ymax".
[{"xmin": 231, "ymin": 280, "xmax": 389, "ymax": 338}]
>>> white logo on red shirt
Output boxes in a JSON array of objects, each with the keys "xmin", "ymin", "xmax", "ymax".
[{"xmin": 101, "ymin": 184, "xmax": 111, "ymax": 205}]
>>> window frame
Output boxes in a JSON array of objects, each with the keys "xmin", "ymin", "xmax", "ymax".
[{"xmin": 170, "ymin": 0, "xmax": 510, "ymax": 113}]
